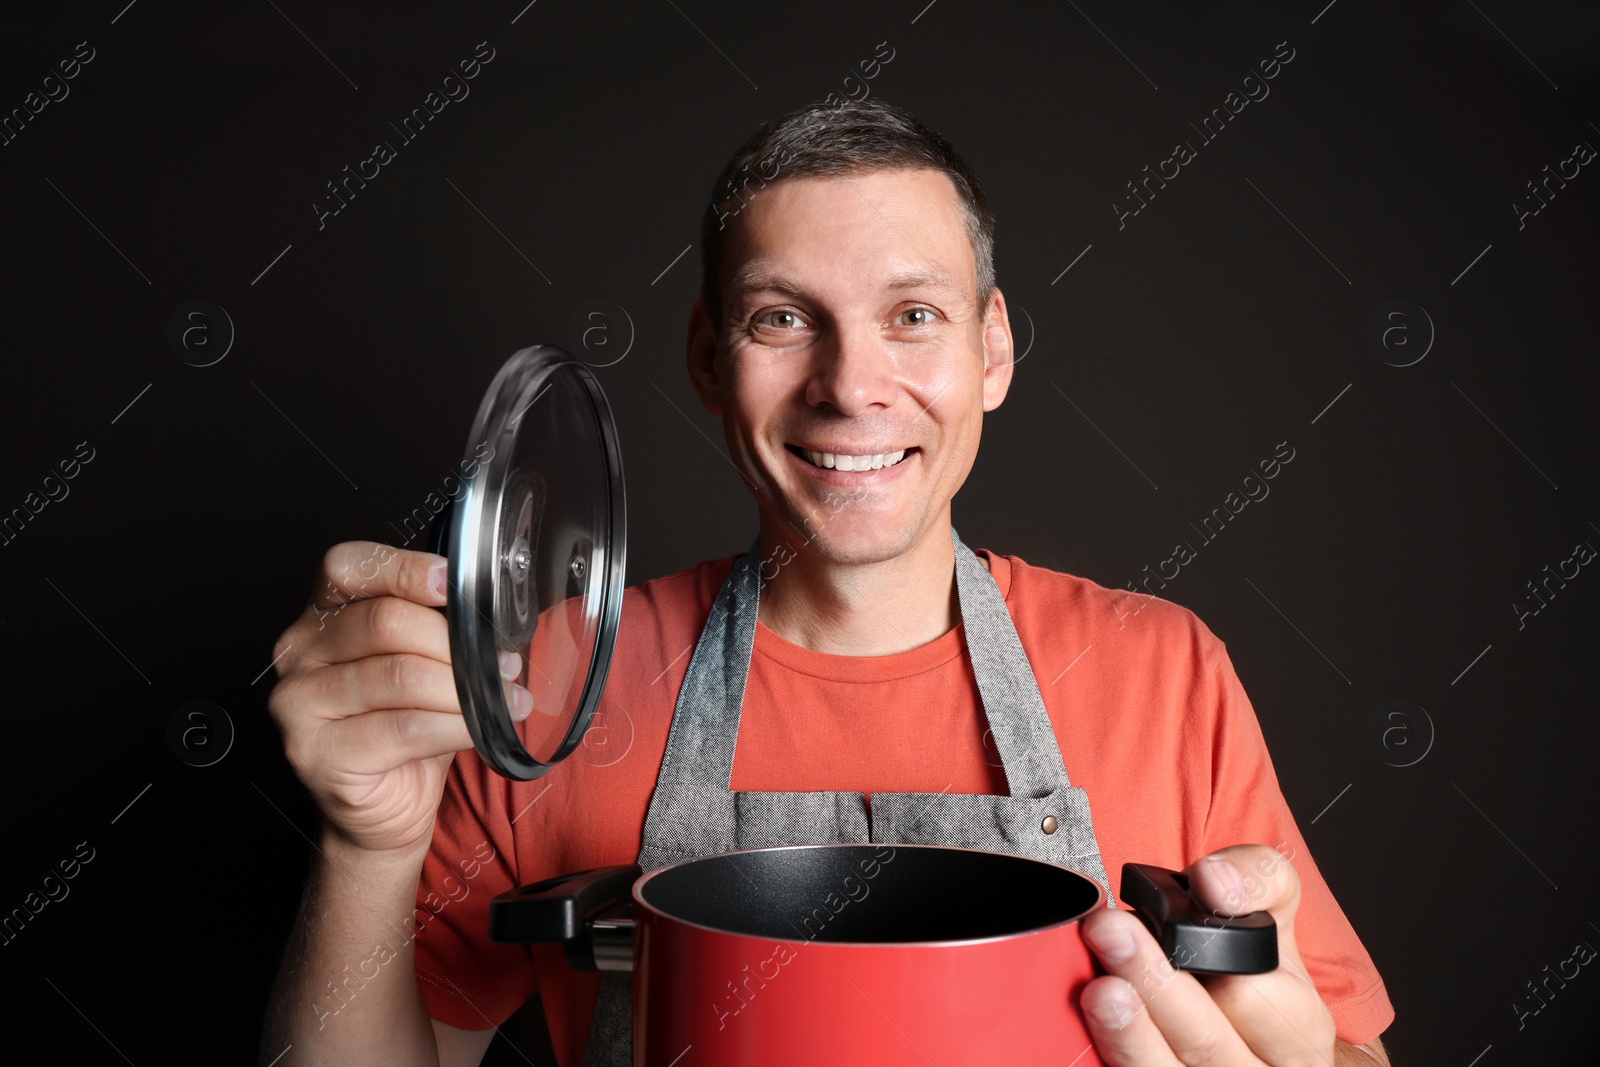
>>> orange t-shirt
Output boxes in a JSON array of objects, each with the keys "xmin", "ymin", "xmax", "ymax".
[{"xmin": 413, "ymin": 551, "xmax": 1394, "ymax": 1059}]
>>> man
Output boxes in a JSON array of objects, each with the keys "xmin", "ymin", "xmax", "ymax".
[{"xmin": 262, "ymin": 99, "xmax": 1393, "ymax": 1066}]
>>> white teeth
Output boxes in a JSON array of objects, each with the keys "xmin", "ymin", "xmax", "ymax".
[{"xmin": 800, "ymin": 448, "xmax": 910, "ymax": 471}]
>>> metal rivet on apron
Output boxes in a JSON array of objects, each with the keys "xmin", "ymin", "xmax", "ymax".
[{"xmin": 1041, "ymin": 815, "xmax": 1059, "ymax": 835}]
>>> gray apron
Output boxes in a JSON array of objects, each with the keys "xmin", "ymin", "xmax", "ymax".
[{"xmin": 579, "ymin": 528, "xmax": 1113, "ymax": 1067}]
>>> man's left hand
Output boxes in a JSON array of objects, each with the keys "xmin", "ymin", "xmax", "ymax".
[{"xmin": 1079, "ymin": 843, "xmax": 1355, "ymax": 1066}]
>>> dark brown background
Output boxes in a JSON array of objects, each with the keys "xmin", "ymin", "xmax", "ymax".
[{"xmin": 1, "ymin": 1, "xmax": 1596, "ymax": 1062}]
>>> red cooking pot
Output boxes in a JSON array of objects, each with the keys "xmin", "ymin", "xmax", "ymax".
[{"xmin": 491, "ymin": 843, "xmax": 1277, "ymax": 1066}]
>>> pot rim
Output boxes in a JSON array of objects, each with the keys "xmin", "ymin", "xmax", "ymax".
[{"xmin": 630, "ymin": 841, "xmax": 1108, "ymax": 949}]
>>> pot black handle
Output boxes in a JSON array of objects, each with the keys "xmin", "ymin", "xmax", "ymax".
[
  {"xmin": 1120, "ymin": 864, "xmax": 1278, "ymax": 975},
  {"xmin": 490, "ymin": 864, "xmax": 640, "ymax": 973}
]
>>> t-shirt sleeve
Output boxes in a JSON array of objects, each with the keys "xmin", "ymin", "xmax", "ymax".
[
  {"xmin": 1198, "ymin": 634, "xmax": 1395, "ymax": 1048},
  {"xmin": 412, "ymin": 750, "xmax": 537, "ymax": 1031}
]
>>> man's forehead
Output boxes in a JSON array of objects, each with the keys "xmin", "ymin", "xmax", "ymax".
[{"xmin": 720, "ymin": 168, "xmax": 979, "ymax": 315}]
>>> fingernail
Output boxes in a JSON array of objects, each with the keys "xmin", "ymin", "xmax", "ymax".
[
  {"xmin": 498, "ymin": 649, "xmax": 522, "ymax": 680},
  {"xmin": 1205, "ymin": 855, "xmax": 1247, "ymax": 911},
  {"xmin": 510, "ymin": 685, "xmax": 533, "ymax": 721},
  {"xmin": 1088, "ymin": 986, "xmax": 1136, "ymax": 1030},
  {"xmin": 1084, "ymin": 919, "xmax": 1136, "ymax": 964},
  {"xmin": 430, "ymin": 562, "xmax": 448, "ymax": 598}
]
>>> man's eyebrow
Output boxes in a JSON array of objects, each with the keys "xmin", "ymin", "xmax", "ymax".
[
  {"xmin": 727, "ymin": 266, "xmax": 806, "ymax": 297},
  {"xmin": 881, "ymin": 268, "xmax": 962, "ymax": 293},
  {"xmin": 727, "ymin": 266, "xmax": 965, "ymax": 298}
]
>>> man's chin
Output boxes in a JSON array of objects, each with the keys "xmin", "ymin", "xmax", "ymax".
[{"xmin": 785, "ymin": 513, "xmax": 922, "ymax": 567}]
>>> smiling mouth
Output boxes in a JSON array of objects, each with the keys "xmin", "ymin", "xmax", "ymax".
[{"xmin": 786, "ymin": 445, "xmax": 916, "ymax": 471}]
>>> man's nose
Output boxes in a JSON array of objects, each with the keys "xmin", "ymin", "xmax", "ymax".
[{"xmin": 804, "ymin": 324, "xmax": 897, "ymax": 417}]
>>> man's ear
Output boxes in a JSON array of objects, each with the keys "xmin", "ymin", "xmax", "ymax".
[
  {"xmin": 686, "ymin": 297, "xmax": 723, "ymax": 416},
  {"xmin": 980, "ymin": 287, "xmax": 1015, "ymax": 413}
]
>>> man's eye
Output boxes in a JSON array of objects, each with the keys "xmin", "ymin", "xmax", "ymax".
[
  {"xmin": 755, "ymin": 310, "xmax": 808, "ymax": 330},
  {"xmin": 896, "ymin": 308, "xmax": 938, "ymax": 326}
]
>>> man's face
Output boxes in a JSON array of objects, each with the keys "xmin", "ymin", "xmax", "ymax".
[{"xmin": 687, "ymin": 167, "xmax": 1014, "ymax": 565}]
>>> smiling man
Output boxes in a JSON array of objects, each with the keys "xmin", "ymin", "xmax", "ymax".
[{"xmin": 262, "ymin": 99, "xmax": 1394, "ymax": 1066}]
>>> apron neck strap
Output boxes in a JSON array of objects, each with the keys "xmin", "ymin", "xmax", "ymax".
[
  {"xmin": 950, "ymin": 527, "xmax": 1075, "ymax": 797},
  {"xmin": 649, "ymin": 528, "xmax": 1072, "ymax": 800}
]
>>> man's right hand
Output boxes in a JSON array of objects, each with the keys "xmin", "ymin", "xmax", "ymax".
[{"xmin": 266, "ymin": 541, "xmax": 531, "ymax": 856}]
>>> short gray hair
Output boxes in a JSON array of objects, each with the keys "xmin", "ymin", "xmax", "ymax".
[{"xmin": 698, "ymin": 98, "xmax": 996, "ymax": 329}]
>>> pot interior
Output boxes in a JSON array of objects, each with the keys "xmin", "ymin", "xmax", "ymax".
[{"xmin": 637, "ymin": 843, "xmax": 1102, "ymax": 944}]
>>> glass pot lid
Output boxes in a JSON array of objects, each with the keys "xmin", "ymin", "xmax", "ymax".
[{"xmin": 443, "ymin": 345, "xmax": 626, "ymax": 780}]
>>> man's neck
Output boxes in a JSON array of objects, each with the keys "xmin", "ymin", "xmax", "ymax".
[{"xmin": 755, "ymin": 515, "xmax": 974, "ymax": 656}]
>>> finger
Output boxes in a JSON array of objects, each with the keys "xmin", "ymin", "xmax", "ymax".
[
  {"xmin": 312, "ymin": 542, "xmax": 446, "ymax": 611},
  {"xmin": 1198, "ymin": 969, "xmax": 1336, "ymax": 1066},
  {"xmin": 1185, "ymin": 844, "xmax": 1301, "ymax": 926},
  {"xmin": 1080, "ymin": 975, "xmax": 1183, "ymax": 1067},
  {"xmin": 325, "ymin": 708, "xmax": 478, "ymax": 774},
  {"xmin": 1081, "ymin": 908, "xmax": 1263, "ymax": 1066},
  {"xmin": 1182, "ymin": 848, "xmax": 1334, "ymax": 1065},
  {"xmin": 307, "ymin": 595, "xmax": 451, "ymax": 667},
  {"xmin": 1185, "ymin": 843, "xmax": 1313, "ymax": 983},
  {"xmin": 280, "ymin": 653, "xmax": 464, "ymax": 723},
  {"xmin": 272, "ymin": 645, "xmax": 522, "ymax": 738}
]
